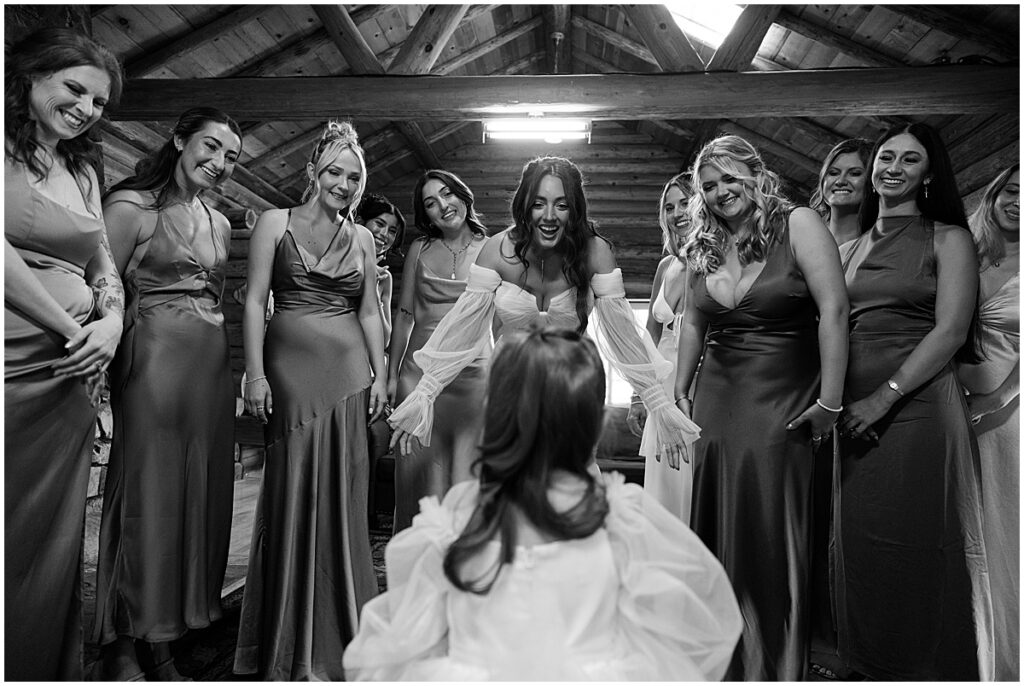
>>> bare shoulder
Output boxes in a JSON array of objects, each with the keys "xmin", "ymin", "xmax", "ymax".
[
  {"xmin": 476, "ymin": 228, "xmax": 512, "ymax": 266},
  {"xmin": 102, "ymin": 188, "xmax": 152, "ymax": 210},
  {"xmin": 932, "ymin": 221, "xmax": 975, "ymax": 254},
  {"xmin": 208, "ymin": 206, "xmax": 232, "ymax": 233},
  {"xmin": 251, "ymin": 207, "xmax": 290, "ymax": 244}
]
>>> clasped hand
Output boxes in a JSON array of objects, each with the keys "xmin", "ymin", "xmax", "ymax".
[
  {"xmin": 52, "ymin": 313, "xmax": 122, "ymax": 379},
  {"xmin": 786, "ymin": 402, "xmax": 840, "ymax": 446}
]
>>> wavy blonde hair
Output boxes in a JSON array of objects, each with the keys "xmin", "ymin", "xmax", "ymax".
[
  {"xmin": 968, "ymin": 163, "xmax": 1019, "ymax": 269},
  {"xmin": 682, "ymin": 135, "xmax": 794, "ymax": 275},
  {"xmin": 302, "ymin": 120, "xmax": 366, "ymax": 223}
]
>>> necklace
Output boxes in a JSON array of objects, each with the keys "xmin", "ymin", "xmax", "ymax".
[{"xmin": 440, "ymin": 236, "xmax": 472, "ymax": 279}]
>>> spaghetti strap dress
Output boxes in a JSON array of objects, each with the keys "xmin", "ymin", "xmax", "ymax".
[
  {"xmin": 957, "ymin": 271, "xmax": 1019, "ymax": 681},
  {"xmin": 393, "ymin": 239, "xmax": 489, "ymax": 533},
  {"xmin": 234, "ymin": 214, "xmax": 379, "ymax": 680},
  {"xmin": 644, "ymin": 258, "xmax": 693, "ymax": 522},
  {"xmin": 835, "ymin": 215, "xmax": 992, "ymax": 680},
  {"xmin": 4, "ymin": 156, "xmax": 104, "ymax": 680},
  {"xmin": 92, "ymin": 199, "xmax": 235, "ymax": 645},
  {"xmin": 688, "ymin": 224, "xmax": 820, "ymax": 680}
]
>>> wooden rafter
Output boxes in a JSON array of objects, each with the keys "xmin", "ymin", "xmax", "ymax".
[
  {"xmin": 572, "ymin": 14, "xmax": 657, "ymax": 64},
  {"xmin": 543, "ymin": 5, "xmax": 572, "ymax": 74},
  {"xmin": 619, "ymin": 4, "xmax": 704, "ymax": 71},
  {"xmin": 885, "ymin": 5, "xmax": 1018, "ymax": 59},
  {"xmin": 387, "ymin": 5, "xmax": 469, "ymax": 75},
  {"xmin": 313, "ymin": 5, "xmax": 440, "ymax": 169},
  {"xmin": 124, "ymin": 5, "xmax": 268, "ymax": 78},
  {"xmin": 773, "ymin": 9, "xmax": 903, "ymax": 68},
  {"xmin": 434, "ymin": 15, "xmax": 543, "ymax": 75},
  {"xmin": 113, "ymin": 65, "xmax": 1019, "ymax": 121}
]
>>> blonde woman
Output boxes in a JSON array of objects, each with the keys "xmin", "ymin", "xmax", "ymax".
[
  {"xmin": 674, "ymin": 135, "xmax": 848, "ymax": 680},
  {"xmin": 235, "ymin": 121, "xmax": 385, "ymax": 680}
]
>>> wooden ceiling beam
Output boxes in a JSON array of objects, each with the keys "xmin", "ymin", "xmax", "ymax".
[
  {"xmin": 885, "ymin": 5, "xmax": 1018, "ymax": 59},
  {"xmin": 435, "ymin": 15, "xmax": 543, "ymax": 75},
  {"xmin": 572, "ymin": 14, "xmax": 656, "ymax": 64},
  {"xmin": 387, "ymin": 5, "xmax": 469, "ymax": 75},
  {"xmin": 543, "ymin": 5, "xmax": 573, "ymax": 74},
  {"xmin": 113, "ymin": 65, "xmax": 1019, "ymax": 121},
  {"xmin": 124, "ymin": 5, "xmax": 268, "ymax": 78},
  {"xmin": 620, "ymin": 4, "xmax": 704, "ymax": 71},
  {"xmin": 774, "ymin": 9, "xmax": 904, "ymax": 68}
]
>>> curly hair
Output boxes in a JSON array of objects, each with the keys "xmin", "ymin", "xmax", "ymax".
[
  {"xmin": 658, "ymin": 172, "xmax": 692, "ymax": 256},
  {"xmin": 508, "ymin": 156, "xmax": 609, "ymax": 333},
  {"xmin": 809, "ymin": 138, "xmax": 872, "ymax": 222},
  {"xmin": 302, "ymin": 120, "xmax": 366, "ymax": 223},
  {"xmin": 443, "ymin": 326, "xmax": 609, "ymax": 594},
  {"xmin": 106, "ymin": 107, "xmax": 242, "ymax": 209},
  {"xmin": 682, "ymin": 135, "xmax": 794, "ymax": 275},
  {"xmin": 5, "ymin": 27, "xmax": 123, "ymax": 196},
  {"xmin": 967, "ymin": 163, "xmax": 1018, "ymax": 270},
  {"xmin": 411, "ymin": 169, "xmax": 488, "ymax": 242}
]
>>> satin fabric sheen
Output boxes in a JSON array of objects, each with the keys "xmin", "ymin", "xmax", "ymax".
[
  {"xmin": 689, "ymin": 225, "xmax": 820, "ymax": 680},
  {"xmin": 234, "ymin": 220, "xmax": 379, "ymax": 679},
  {"xmin": 835, "ymin": 216, "xmax": 992, "ymax": 680},
  {"xmin": 4, "ymin": 157, "xmax": 103, "ymax": 680},
  {"xmin": 92, "ymin": 200, "xmax": 235, "ymax": 644}
]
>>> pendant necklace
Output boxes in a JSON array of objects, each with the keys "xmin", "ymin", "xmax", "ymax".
[{"xmin": 440, "ymin": 236, "xmax": 472, "ymax": 279}]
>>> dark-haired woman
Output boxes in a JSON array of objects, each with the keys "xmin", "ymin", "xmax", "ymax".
[
  {"xmin": 959, "ymin": 165, "xmax": 1020, "ymax": 681},
  {"xmin": 389, "ymin": 157, "xmax": 699, "ymax": 472},
  {"xmin": 345, "ymin": 326, "xmax": 741, "ymax": 680},
  {"xmin": 4, "ymin": 28, "xmax": 124, "ymax": 681},
  {"xmin": 674, "ymin": 135, "xmax": 848, "ymax": 680},
  {"xmin": 235, "ymin": 121, "xmax": 384, "ymax": 680},
  {"xmin": 387, "ymin": 170, "xmax": 490, "ymax": 532},
  {"xmin": 834, "ymin": 123, "xmax": 992, "ymax": 680},
  {"xmin": 91, "ymin": 107, "xmax": 242, "ymax": 681},
  {"xmin": 357, "ymin": 192, "xmax": 406, "ymax": 343}
]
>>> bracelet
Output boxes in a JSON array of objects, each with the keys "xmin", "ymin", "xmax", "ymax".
[
  {"xmin": 676, "ymin": 395, "xmax": 691, "ymax": 403},
  {"xmin": 886, "ymin": 378, "xmax": 904, "ymax": 397},
  {"xmin": 630, "ymin": 393, "xmax": 642, "ymax": 405},
  {"xmin": 815, "ymin": 398, "xmax": 843, "ymax": 413},
  {"xmin": 245, "ymin": 375, "xmax": 267, "ymax": 385}
]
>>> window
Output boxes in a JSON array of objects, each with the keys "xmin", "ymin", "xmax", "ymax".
[{"xmin": 586, "ymin": 299, "xmax": 651, "ymax": 406}]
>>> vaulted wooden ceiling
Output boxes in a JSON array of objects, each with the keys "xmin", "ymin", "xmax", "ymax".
[{"xmin": 8, "ymin": 4, "xmax": 1019, "ymax": 297}]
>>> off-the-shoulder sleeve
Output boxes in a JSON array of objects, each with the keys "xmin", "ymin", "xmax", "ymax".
[
  {"xmin": 387, "ymin": 264, "xmax": 501, "ymax": 445},
  {"xmin": 590, "ymin": 269, "xmax": 701, "ymax": 461},
  {"xmin": 602, "ymin": 472, "xmax": 742, "ymax": 681},
  {"xmin": 343, "ymin": 483, "xmax": 479, "ymax": 681}
]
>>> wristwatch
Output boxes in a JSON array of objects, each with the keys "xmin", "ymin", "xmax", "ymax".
[{"xmin": 886, "ymin": 378, "xmax": 904, "ymax": 397}]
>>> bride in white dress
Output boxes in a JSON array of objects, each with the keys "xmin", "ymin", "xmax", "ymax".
[{"xmin": 388, "ymin": 157, "xmax": 699, "ymax": 470}]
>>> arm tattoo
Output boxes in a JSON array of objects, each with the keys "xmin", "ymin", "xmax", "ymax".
[
  {"xmin": 399, "ymin": 307, "xmax": 414, "ymax": 317},
  {"xmin": 90, "ymin": 231, "xmax": 125, "ymax": 319}
]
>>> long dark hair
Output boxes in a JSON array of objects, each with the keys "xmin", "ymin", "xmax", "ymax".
[
  {"xmin": 106, "ymin": 107, "xmax": 242, "ymax": 209},
  {"xmin": 5, "ymin": 27, "xmax": 123, "ymax": 194},
  {"xmin": 443, "ymin": 327, "xmax": 609, "ymax": 594},
  {"xmin": 357, "ymin": 192, "xmax": 407, "ymax": 259},
  {"xmin": 509, "ymin": 156, "xmax": 608, "ymax": 333},
  {"xmin": 859, "ymin": 123, "xmax": 969, "ymax": 233},
  {"xmin": 810, "ymin": 138, "xmax": 872, "ymax": 222},
  {"xmin": 860, "ymin": 123, "xmax": 979, "ymax": 364},
  {"xmin": 411, "ymin": 169, "xmax": 488, "ymax": 241}
]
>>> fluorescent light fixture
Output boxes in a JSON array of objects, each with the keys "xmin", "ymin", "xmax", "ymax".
[
  {"xmin": 665, "ymin": 1, "xmax": 743, "ymax": 50},
  {"xmin": 483, "ymin": 117, "xmax": 591, "ymax": 144}
]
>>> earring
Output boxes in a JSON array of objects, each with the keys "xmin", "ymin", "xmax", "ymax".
[{"xmin": 924, "ymin": 183, "xmax": 930, "ymax": 199}]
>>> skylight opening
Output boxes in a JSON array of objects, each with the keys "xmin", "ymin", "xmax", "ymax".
[{"xmin": 665, "ymin": 2, "xmax": 744, "ymax": 50}]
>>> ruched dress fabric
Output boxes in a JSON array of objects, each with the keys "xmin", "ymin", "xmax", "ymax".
[
  {"xmin": 394, "ymin": 241, "xmax": 489, "ymax": 532},
  {"xmin": 835, "ymin": 216, "xmax": 992, "ymax": 681},
  {"xmin": 342, "ymin": 472, "xmax": 742, "ymax": 681},
  {"xmin": 689, "ymin": 225, "xmax": 820, "ymax": 681},
  {"xmin": 234, "ymin": 219, "xmax": 378, "ymax": 680},
  {"xmin": 958, "ymin": 271, "xmax": 1019, "ymax": 681},
  {"xmin": 92, "ymin": 200, "xmax": 235, "ymax": 645},
  {"xmin": 388, "ymin": 264, "xmax": 700, "ymax": 465},
  {"xmin": 4, "ymin": 157, "xmax": 103, "ymax": 680},
  {"xmin": 644, "ymin": 257, "xmax": 693, "ymax": 522}
]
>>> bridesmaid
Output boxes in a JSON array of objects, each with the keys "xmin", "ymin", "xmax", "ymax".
[
  {"xmin": 4, "ymin": 28, "xmax": 124, "ymax": 681},
  {"xmin": 810, "ymin": 138, "xmax": 873, "ymax": 248},
  {"xmin": 387, "ymin": 170, "xmax": 489, "ymax": 533},
  {"xmin": 630, "ymin": 172, "xmax": 694, "ymax": 522},
  {"xmin": 92, "ymin": 107, "xmax": 242, "ymax": 681},
  {"xmin": 356, "ymin": 192, "xmax": 406, "ymax": 343},
  {"xmin": 674, "ymin": 135, "xmax": 849, "ymax": 680},
  {"xmin": 234, "ymin": 121, "xmax": 385, "ymax": 680},
  {"xmin": 834, "ymin": 123, "xmax": 992, "ymax": 680},
  {"xmin": 959, "ymin": 164, "xmax": 1019, "ymax": 681}
]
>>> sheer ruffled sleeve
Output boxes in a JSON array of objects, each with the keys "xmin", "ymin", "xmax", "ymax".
[
  {"xmin": 387, "ymin": 264, "xmax": 500, "ymax": 445},
  {"xmin": 602, "ymin": 472, "xmax": 742, "ymax": 680},
  {"xmin": 343, "ymin": 481, "xmax": 478, "ymax": 681},
  {"xmin": 590, "ymin": 269, "xmax": 701, "ymax": 460}
]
